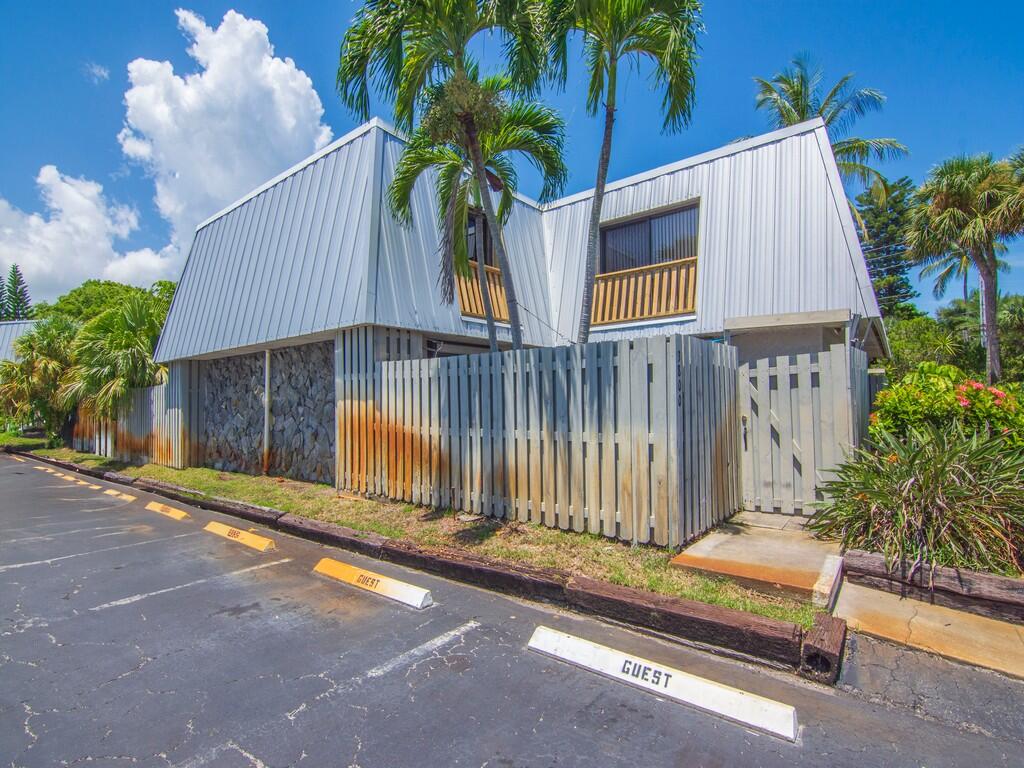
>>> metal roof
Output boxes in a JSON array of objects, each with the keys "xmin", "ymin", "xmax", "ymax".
[
  {"xmin": 0, "ymin": 320, "xmax": 36, "ymax": 362},
  {"xmin": 155, "ymin": 117, "xmax": 879, "ymax": 362},
  {"xmin": 155, "ymin": 123, "xmax": 382, "ymax": 362}
]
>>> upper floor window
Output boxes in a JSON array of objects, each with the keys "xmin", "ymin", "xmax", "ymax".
[
  {"xmin": 600, "ymin": 204, "xmax": 699, "ymax": 274},
  {"xmin": 466, "ymin": 211, "xmax": 495, "ymax": 267}
]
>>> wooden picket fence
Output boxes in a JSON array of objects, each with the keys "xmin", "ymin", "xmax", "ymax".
[
  {"xmin": 738, "ymin": 344, "xmax": 869, "ymax": 515},
  {"xmin": 337, "ymin": 330, "xmax": 740, "ymax": 547}
]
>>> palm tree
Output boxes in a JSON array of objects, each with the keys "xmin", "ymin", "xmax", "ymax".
[
  {"xmin": 918, "ymin": 244, "xmax": 1008, "ymax": 314},
  {"xmin": 337, "ymin": 0, "xmax": 547, "ymax": 349},
  {"xmin": 754, "ymin": 54, "xmax": 907, "ymax": 219},
  {"xmin": 995, "ymin": 146, "xmax": 1024, "ymax": 235},
  {"xmin": 906, "ymin": 154, "xmax": 1020, "ymax": 383},
  {"xmin": 0, "ymin": 316, "xmax": 77, "ymax": 441},
  {"xmin": 389, "ymin": 77, "xmax": 568, "ymax": 351},
  {"xmin": 59, "ymin": 293, "xmax": 166, "ymax": 419},
  {"xmin": 550, "ymin": 0, "xmax": 703, "ymax": 344}
]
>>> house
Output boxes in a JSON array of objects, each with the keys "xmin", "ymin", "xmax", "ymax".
[
  {"xmin": 0, "ymin": 320, "xmax": 36, "ymax": 362},
  {"xmin": 141, "ymin": 116, "xmax": 881, "ymax": 489},
  {"xmin": 157, "ymin": 116, "xmax": 883, "ymax": 361}
]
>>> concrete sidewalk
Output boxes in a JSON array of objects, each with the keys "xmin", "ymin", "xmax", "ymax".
[{"xmin": 835, "ymin": 582, "xmax": 1024, "ymax": 680}]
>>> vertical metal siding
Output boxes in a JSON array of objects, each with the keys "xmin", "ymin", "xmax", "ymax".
[
  {"xmin": 545, "ymin": 126, "xmax": 879, "ymax": 344},
  {"xmin": 73, "ymin": 362, "xmax": 193, "ymax": 467},
  {"xmin": 0, "ymin": 321, "xmax": 36, "ymax": 361}
]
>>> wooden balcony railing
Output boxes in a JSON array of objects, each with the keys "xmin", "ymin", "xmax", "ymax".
[
  {"xmin": 591, "ymin": 257, "xmax": 697, "ymax": 326},
  {"xmin": 456, "ymin": 262, "xmax": 510, "ymax": 323}
]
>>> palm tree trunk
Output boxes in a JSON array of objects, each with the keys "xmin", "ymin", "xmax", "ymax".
[
  {"xmin": 474, "ymin": 213, "xmax": 499, "ymax": 352},
  {"xmin": 978, "ymin": 256, "xmax": 1002, "ymax": 383},
  {"xmin": 576, "ymin": 59, "xmax": 618, "ymax": 344},
  {"xmin": 462, "ymin": 115, "xmax": 524, "ymax": 349}
]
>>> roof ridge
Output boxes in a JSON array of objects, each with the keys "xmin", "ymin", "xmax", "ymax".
[{"xmin": 194, "ymin": 117, "xmax": 826, "ymax": 229}]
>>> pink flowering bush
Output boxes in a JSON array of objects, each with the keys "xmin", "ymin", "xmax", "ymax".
[{"xmin": 871, "ymin": 363, "xmax": 1024, "ymax": 445}]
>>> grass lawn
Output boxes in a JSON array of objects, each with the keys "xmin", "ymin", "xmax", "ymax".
[
  {"xmin": 0, "ymin": 431, "xmax": 50, "ymax": 451},
  {"xmin": 33, "ymin": 446, "xmax": 817, "ymax": 628}
]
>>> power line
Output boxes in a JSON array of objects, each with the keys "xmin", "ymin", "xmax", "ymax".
[{"xmin": 513, "ymin": 299, "xmax": 577, "ymax": 346}]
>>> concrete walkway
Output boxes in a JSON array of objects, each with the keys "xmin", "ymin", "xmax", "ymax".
[
  {"xmin": 835, "ymin": 582, "xmax": 1024, "ymax": 679},
  {"xmin": 670, "ymin": 512, "xmax": 842, "ymax": 606}
]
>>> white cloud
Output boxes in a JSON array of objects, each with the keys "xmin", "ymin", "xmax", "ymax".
[
  {"xmin": 0, "ymin": 9, "xmax": 332, "ymax": 303},
  {"xmin": 0, "ymin": 166, "xmax": 178, "ymax": 302},
  {"xmin": 84, "ymin": 62, "xmax": 110, "ymax": 83},
  {"xmin": 118, "ymin": 8, "xmax": 333, "ymax": 252}
]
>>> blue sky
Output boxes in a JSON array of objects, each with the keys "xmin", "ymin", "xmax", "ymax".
[{"xmin": 1, "ymin": 1, "xmax": 1022, "ymax": 310}]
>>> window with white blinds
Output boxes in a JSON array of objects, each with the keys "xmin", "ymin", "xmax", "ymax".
[{"xmin": 600, "ymin": 204, "xmax": 699, "ymax": 273}]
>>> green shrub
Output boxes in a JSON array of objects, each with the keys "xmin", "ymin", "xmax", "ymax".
[
  {"xmin": 810, "ymin": 425, "xmax": 1024, "ymax": 577},
  {"xmin": 871, "ymin": 362, "xmax": 1024, "ymax": 445}
]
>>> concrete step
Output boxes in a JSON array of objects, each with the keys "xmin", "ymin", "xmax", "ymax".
[
  {"xmin": 834, "ymin": 582, "xmax": 1024, "ymax": 679},
  {"xmin": 670, "ymin": 513, "xmax": 842, "ymax": 606}
]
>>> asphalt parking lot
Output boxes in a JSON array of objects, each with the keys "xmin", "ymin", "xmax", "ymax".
[{"xmin": 1, "ymin": 454, "xmax": 1021, "ymax": 767}]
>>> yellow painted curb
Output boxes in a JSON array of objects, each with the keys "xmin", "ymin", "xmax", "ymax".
[
  {"xmin": 102, "ymin": 488, "xmax": 135, "ymax": 501},
  {"xmin": 11, "ymin": 456, "xmax": 25, "ymax": 463},
  {"xmin": 33, "ymin": 465, "xmax": 47, "ymax": 470},
  {"xmin": 76, "ymin": 480, "xmax": 90, "ymax": 486},
  {"xmin": 88, "ymin": 484, "xmax": 101, "ymax": 490},
  {"xmin": 145, "ymin": 501, "xmax": 190, "ymax": 521},
  {"xmin": 203, "ymin": 521, "xmax": 276, "ymax": 552},
  {"xmin": 44, "ymin": 467, "xmax": 55, "ymax": 473},
  {"xmin": 314, "ymin": 557, "xmax": 432, "ymax": 609},
  {"xmin": 60, "ymin": 475, "xmax": 76, "ymax": 482}
]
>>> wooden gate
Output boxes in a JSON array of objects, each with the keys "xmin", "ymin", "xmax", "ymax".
[{"xmin": 738, "ymin": 344, "xmax": 869, "ymax": 515}]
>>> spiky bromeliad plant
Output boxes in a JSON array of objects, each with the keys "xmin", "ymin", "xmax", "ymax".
[{"xmin": 809, "ymin": 424, "xmax": 1024, "ymax": 578}]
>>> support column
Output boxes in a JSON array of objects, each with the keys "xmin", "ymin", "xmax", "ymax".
[{"xmin": 262, "ymin": 349, "xmax": 271, "ymax": 474}]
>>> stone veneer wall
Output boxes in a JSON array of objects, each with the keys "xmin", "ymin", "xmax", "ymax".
[
  {"xmin": 268, "ymin": 340, "xmax": 335, "ymax": 484},
  {"xmin": 201, "ymin": 351, "xmax": 265, "ymax": 474}
]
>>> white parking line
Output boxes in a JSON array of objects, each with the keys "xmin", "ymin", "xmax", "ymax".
[
  {"xmin": 89, "ymin": 559, "xmax": 293, "ymax": 611},
  {"xmin": 365, "ymin": 620, "xmax": 481, "ymax": 679},
  {"xmin": 3, "ymin": 525, "xmax": 143, "ymax": 544},
  {"xmin": 1, "ymin": 516, "xmax": 127, "ymax": 533},
  {"xmin": 0, "ymin": 533, "xmax": 199, "ymax": 573},
  {"xmin": 528, "ymin": 626, "xmax": 799, "ymax": 741}
]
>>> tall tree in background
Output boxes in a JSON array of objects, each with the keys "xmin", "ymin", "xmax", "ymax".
[
  {"xmin": 33, "ymin": 279, "xmax": 178, "ymax": 325},
  {"xmin": 854, "ymin": 176, "xmax": 919, "ymax": 317},
  {"xmin": 551, "ymin": 0, "xmax": 703, "ymax": 344},
  {"xmin": 906, "ymin": 154, "xmax": 1021, "ymax": 383},
  {"xmin": 754, "ymin": 54, "xmax": 907, "ymax": 225},
  {"xmin": 389, "ymin": 76, "xmax": 567, "ymax": 351},
  {"xmin": 338, "ymin": 0, "xmax": 547, "ymax": 349},
  {"xmin": 2, "ymin": 265, "xmax": 31, "ymax": 320}
]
